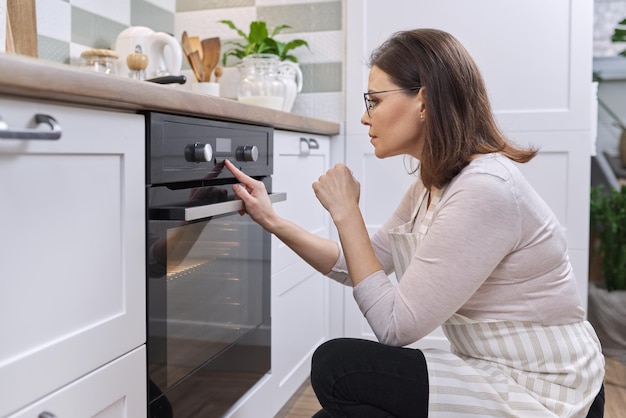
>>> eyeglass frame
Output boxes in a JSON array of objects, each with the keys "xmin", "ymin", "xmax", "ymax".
[{"xmin": 363, "ymin": 86, "xmax": 422, "ymax": 117}]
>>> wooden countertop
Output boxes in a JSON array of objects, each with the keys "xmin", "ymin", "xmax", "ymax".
[{"xmin": 0, "ymin": 54, "xmax": 340, "ymax": 136}]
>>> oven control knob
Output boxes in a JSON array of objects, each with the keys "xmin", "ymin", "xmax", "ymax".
[
  {"xmin": 236, "ymin": 145, "xmax": 259, "ymax": 162},
  {"xmin": 185, "ymin": 143, "xmax": 213, "ymax": 163}
]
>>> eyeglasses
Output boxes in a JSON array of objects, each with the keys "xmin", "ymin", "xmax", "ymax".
[{"xmin": 363, "ymin": 87, "xmax": 421, "ymax": 117}]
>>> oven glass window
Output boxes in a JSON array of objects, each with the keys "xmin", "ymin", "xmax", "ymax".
[{"xmin": 147, "ymin": 184, "xmax": 270, "ymax": 409}]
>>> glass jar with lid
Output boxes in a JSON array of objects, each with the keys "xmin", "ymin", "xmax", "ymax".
[
  {"xmin": 80, "ymin": 49, "xmax": 119, "ymax": 75},
  {"xmin": 237, "ymin": 54, "xmax": 287, "ymax": 110}
]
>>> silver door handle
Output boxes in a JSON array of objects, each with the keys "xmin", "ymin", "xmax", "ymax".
[
  {"xmin": 0, "ymin": 114, "xmax": 62, "ymax": 140},
  {"xmin": 153, "ymin": 192, "xmax": 287, "ymax": 221},
  {"xmin": 299, "ymin": 137, "xmax": 319, "ymax": 155}
]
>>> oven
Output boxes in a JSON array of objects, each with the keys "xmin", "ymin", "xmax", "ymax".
[{"xmin": 145, "ymin": 113, "xmax": 284, "ymax": 417}]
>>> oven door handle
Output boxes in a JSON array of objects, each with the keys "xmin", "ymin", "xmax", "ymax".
[{"xmin": 182, "ymin": 192, "xmax": 287, "ymax": 221}]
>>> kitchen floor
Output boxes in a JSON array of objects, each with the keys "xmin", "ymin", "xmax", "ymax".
[{"xmin": 276, "ymin": 355, "xmax": 626, "ymax": 418}]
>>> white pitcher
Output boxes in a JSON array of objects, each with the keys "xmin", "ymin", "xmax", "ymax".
[{"xmin": 278, "ymin": 62, "xmax": 303, "ymax": 112}]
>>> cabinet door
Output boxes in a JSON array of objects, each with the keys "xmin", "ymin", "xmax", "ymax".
[
  {"xmin": 344, "ymin": 0, "xmax": 594, "ymax": 345},
  {"xmin": 8, "ymin": 346, "xmax": 147, "ymax": 418},
  {"xmin": 0, "ymin": 99, "xmax": 145, "ymax": 416},
  {"xmin": 271, "ymin": 131, "xmax": 331, "ymax": 413}
]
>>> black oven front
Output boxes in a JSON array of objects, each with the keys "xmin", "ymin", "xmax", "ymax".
[{"xmin": 145, "ymin": 113, "xmax": 283, "ymax": 417}]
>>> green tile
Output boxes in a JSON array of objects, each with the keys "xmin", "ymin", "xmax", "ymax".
[
  {"xmin": 71, "ymin": 6, "xmax": 126, "ymax": 49},
  {"xmin": 38, "ymin": 35, "xmax": 70, "ymax": 65},
  {"xmin": 176, "ymin": 0, "xmax": 254, "ymax": 13},
  {"xmin": 258, "ymin": 1, "xmax": 342, "ymax": 34},
  {"xmin": 132, "ymin": 0, "xmax": 175, "ymax": 35},
  {"xmin": 301, "ymin": 62, "xmax": 342, "ymax": 93}
]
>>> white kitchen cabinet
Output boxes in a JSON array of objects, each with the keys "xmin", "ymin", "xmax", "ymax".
[
  {"xmin": 343, "ymin": 0, "xmax": 594, "ymax": 346},
  {"xmin": 8, "ymin": 346, "xmax": 146, "ymax": 418},
  {"xmin": 0, "ymin": 98, "xmax": 146, "ymax": 417},
  {"xmin": 271, "ymin": 130, "xmax": 331, "ymax": 414}
]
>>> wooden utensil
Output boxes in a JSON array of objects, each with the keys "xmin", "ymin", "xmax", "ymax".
[
  {"xmin": 188, "ymin": 50, "xmax": 205, "ymax": 82},
  {"xmin": 6, "ymin": 0, "xmax": 38, "ymax": 57},
  {"xmin": 201, "ymin": 37, "xmax": 221, "ymax": 82},
  {"xmin": 214, "ymin": 66, "xmax": 223, "ymax": 84},
  {"xmin": 189, "ymin": 36, "xmax": 203, "ymax": 60},
  {"xmin": 181, "ymin": 31, "xmax": 193, "ymax": 58}
]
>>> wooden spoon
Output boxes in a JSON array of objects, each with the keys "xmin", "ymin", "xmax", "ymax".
[
  {"xmin": 181, "ymin": 31, "xmax": 193, "ymax": 58},
  {"xmin": 188, "ymin": 50, "xmax": 205, "ymax": 82},
  {"xmin": 189, "ymin": 36, "xmax": 203, "ymax": 60},
  {"xmin": 201, "ymin": 37, "xmax": 221, "ymax": 82},
  {"xmin": 214, "ymin": 66, "xmax": 223, "ymax": 83}
]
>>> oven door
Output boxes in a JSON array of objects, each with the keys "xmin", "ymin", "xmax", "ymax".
[{"xmin": 147, "ymin": 179, "xmax": 284, "ymax": 417}]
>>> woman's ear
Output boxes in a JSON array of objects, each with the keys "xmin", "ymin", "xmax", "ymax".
[{"xmin": 416, "ymin": 88, "xmax": 427, "ymax": 116}]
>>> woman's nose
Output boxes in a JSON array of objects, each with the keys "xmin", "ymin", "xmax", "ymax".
[{"xmin": 361, "ymin": 110, "xmax": 371, "ymax": 126}]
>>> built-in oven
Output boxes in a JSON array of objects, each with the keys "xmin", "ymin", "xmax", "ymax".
[{"xmin": 145, "ymin": 113, "xmax": 285, "ymax": 417}]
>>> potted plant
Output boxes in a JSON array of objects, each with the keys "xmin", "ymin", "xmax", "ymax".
[
  {"xmin": 219, "ymin": 20, "xmax": 309, "ymax": 65},
  {"xmin": 218, "ymin": 20, "xmax": 307, "ymax": 111},
  {"xmin": 588, "ymin": 184, "xmax": 626, "ymax": 362}
]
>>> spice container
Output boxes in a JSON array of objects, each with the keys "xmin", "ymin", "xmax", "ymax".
[
  {"xmin": 126, "ymin": 45, "xmax": 149, "ymax": 80},
  {"xmin": 80, "ymin": 49, "xmax": 119, "ymax": 74}
]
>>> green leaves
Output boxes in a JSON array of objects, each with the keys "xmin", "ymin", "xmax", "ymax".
[
  {"xmin": 611, "ymin": 19, "xmax": 626, "ymax": 57},
  {"xmin": 219, "ymin": 20, "xmax": 309, "ymax": 66},
  {"xmin": 590, "ymin": 185, "xmax": 626, "ymax": 291}
]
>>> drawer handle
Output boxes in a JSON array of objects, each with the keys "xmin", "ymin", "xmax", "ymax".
[
  {"xmin": 299, "ymin": 137, "xmax": 310, "ymax": 155},
  {"xmin": 38, "ymin": 413, "xmax": 57, "ymax": 418},
  {"xmin": 299, "ymin": 138, "xmax": 319, "ymax": 154},
  {"xmin": 0, "ymin": 114, "xmax": 62, "ymax": 140}
]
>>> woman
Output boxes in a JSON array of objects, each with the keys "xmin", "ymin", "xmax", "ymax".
[{"xmin": 225, "ymin": 28, "xmax": 605, "ymax": 418}]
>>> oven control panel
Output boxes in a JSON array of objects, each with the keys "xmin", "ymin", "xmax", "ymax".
[{"xmin": 147, "ymin": 113, "xmax": 273, "ymax": 185}]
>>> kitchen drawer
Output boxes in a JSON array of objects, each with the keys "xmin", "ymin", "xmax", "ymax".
[
  {"xmin": 0, "ymin": 98, "xmax": 146, "ymax": 416},
  {"xmin": 8, "ymin": 346, "xmax": 147, "ymax": 418}
]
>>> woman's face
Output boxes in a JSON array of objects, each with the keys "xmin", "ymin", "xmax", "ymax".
[{"xmin": 361, "ymin": 66, "xmax": 425, "ymax": 160}]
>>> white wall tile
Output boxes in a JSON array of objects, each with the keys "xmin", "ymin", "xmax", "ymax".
[
  {"xmin": 37, "ymin": 0, "xmax": 72, "ymax": 42},
  {"xmin": 279, "ymin": 30, "xmax": 343, "ymax": 64},
  {"xmin": 292, "ymin": 92, "xmax": 344, "ymax": 122},
  {"xmin": 175, "ymin": 7, "xmax": 256, "ymax": 41}
]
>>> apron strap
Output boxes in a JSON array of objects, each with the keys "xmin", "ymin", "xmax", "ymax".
[{"xmin": 418, "ymin": 187, "xmax": 445, "ymax": 235}]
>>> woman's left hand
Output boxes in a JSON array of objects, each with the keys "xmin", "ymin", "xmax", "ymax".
[{"xmin": 313, "ymin": 164, "xmax": 361, "ymax": 222}]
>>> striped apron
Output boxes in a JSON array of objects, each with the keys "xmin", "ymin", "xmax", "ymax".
[{"xmin": 388, "ymin": 187, "xmax": 605, "ymax": 417}]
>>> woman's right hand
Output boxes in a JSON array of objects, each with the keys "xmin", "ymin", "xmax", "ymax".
[{"xmin": 224, "ymin": 159, "xmax": 278, "ymax": 230}]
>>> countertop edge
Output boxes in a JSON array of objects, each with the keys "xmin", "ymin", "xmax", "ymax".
[{"xmin": 0, "ymin": 54, "xmax": 341, "ymax": 136}]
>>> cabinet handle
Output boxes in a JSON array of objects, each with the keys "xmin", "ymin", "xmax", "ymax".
[
  {"xmin": 299, "ymin": 137, "xmax": 319, "ymax": 154},
  {"xmin": 0, "ymin": 114, "xmax": 62, "ymax": 140},
  {"xmin": 299, "ymin": 137, "xmax": 311, "ymax": 155},
  {"xmin": 38, "ymin": 413, "xmax": 57, "ymax": 418}
]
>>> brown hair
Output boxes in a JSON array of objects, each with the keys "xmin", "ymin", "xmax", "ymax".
[{"xmin": 368, "ymin": 29, "xmax": 537, "ymax": 189}]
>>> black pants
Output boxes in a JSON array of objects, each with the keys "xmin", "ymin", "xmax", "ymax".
[
  {"xmin": 310, "ymin": 338, "xmax": 605, "ymax": 418},
  {"xmin": 310, "ymin": 338, "xmax": 429, "ymax": 417}
]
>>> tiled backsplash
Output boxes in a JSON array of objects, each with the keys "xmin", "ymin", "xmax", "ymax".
[{"xmin": 26, "ymin": 0, "xmax": 343, "ymax": 122}]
